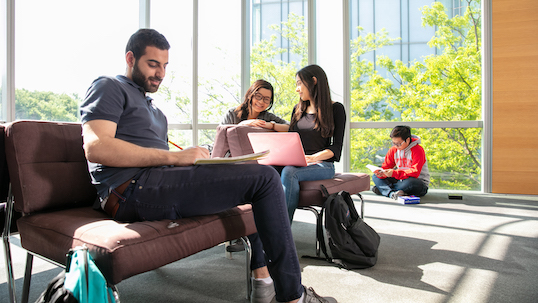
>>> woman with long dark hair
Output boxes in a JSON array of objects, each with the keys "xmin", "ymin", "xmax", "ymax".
[{"xmin": 282, "ymin": 65, "xmax": 346, "ymax": 223}]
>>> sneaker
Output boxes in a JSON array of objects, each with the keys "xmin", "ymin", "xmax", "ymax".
[
  {"xmin": 390, "ymin": 190, "xmax": 405, "ymax": 200},
  {"xmin": 250, "ymin": 278, "xmax": 276, "ymax": 303},
  {"xmin": 226, "ymin": 239, "xmax": 245, "ymax": 252},
  {"xmin": 303, "ymin": 287, "xmax": 337, "ymax": 303},
  {"xmin": 372, "ymin": 186, "xmax": 382, "ymax": 196}
]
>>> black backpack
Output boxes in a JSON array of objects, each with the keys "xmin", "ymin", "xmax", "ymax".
[{"xmin": 316, "ymin": 185, "xmax": 381, "ymax": 269}]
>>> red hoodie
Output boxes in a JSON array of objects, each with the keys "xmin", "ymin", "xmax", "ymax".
[{"xmin": 381, "ymin": 136, "xmax": 430, "ymax": 186}]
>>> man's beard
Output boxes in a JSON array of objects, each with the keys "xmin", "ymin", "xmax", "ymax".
[{"xmin": 132, "ymin": 61, "xmax": 162, "ymax": 93}]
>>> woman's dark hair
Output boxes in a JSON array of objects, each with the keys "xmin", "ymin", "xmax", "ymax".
[
  {"xmin": 390, "ymin": 125, "xmax": 412, "ymax": 141},
  {"xmin": 126, "ymin": 29, "xmax": 170, "ymax": 61},
  {"xmin": 234, "ymin": 79, "xmax": 274, "ymax": 121},
  {"xmin": 290, "ymin": 64, "xmax": 334, "ymax": 138}
]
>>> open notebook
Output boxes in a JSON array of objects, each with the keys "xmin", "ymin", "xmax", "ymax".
[{"xmin": 247, "ymin": 132, "xmax": 307, "ymax": 167}]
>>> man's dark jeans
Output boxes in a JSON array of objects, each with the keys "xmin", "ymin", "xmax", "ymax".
[{"xmin": 114, "ymin": 163, "xmax": 303, "ymax": 302}]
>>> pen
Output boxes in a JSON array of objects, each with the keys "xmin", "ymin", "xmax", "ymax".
[{"xmin": 168, "ymin": 140, "xmax": 183, "ymax": 150}]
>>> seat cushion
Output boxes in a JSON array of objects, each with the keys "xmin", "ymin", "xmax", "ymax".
[
  {"xmin": 17, "ymin": 205, "xmax": 256, "ymax": 285},
  {"xmin": 298, "ymin": 173, "xmax": 370, "ymax": 207}
]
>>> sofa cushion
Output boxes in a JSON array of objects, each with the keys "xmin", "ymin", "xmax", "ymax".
[
  {"xmin": 212, "ymin": 125, "xmax": 233, "ymax": 158},
  {"xmin": 226, "ymin": 125, "xmax": 273, "ymax": 157},
  {"xmin": 298, "ymin": 173, "xmax": 371, "ymax": 207},
  {"xmin": 17, "ymin": 205, "xmax": 256, "ymax": 285},
  {"xmin": 4, "ymin": 121, "xmax": 96, "ymax": 214}
]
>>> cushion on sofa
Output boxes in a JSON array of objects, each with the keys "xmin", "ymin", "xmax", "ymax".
[
  {"xmin": 298, "ymin": 173, "xmax": 371, "ymax": 207},
  {"xmin": 4, "ymin": 121, "xmax": 96, "ymax": 214},
  {"xmin": 226, "ymin": 125, "xmax": 273, "ymax": 157},
  {"xmin": 17, "ymin": 205, "xmax": 256, "ymax": 285}
]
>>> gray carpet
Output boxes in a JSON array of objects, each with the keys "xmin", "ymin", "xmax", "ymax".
[{"xmin": 2, "ymin": 190, "xmax": 538, "ymax": 303}]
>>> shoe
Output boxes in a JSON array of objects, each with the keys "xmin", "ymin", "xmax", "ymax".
[
  {"xmin": 390, "ymin": 190, "xmax": 405, "ymax": 200},
  {"xmin": 303, "ymin": 287, "xmax": 337, "ymax": 303},
  {"xmin": 250, "ymin": 278, "xmax": 276, "ymax": 303},
  {"xmin": 372, "ymin": 186, "xmax": 382, "ymax": 196},
  {"xmin": 226, "ymin": 239, "xmax": 245, "ymax": 252}
]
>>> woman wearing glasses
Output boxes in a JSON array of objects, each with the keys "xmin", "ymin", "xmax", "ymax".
[{"xmin": 221, "ymin": 79, "xmax": 288, "ymax": 130}]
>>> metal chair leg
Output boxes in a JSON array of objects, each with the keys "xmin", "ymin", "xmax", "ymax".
[
  {"xmin": 224, "ymin": 240, "xmax": 233, "ymax": 259},
  {"xmin": 21, "ymin": 253, "xmax": 33, "ymax": 303},
  {"xmin": 3, "ymin": 187, "xmax": 17, "ymax": 303},
  {"xmin": 240, "ymin": 236, "xmax": 252, "ymax": 300},
  {"xmin": 298, "ymin": 206, "xmax": 322, "ymax": 257}
]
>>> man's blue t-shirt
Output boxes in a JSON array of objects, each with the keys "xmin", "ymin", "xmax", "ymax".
[{"xmin": 80, "ymin": 75, "xmax": 168, "ymax": 199}]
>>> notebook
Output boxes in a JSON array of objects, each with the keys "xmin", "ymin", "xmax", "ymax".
[{"xmin": 247, "ymin": 132, "xmax": 307, "ymax": 167}]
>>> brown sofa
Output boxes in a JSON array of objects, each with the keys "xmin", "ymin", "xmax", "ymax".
[{"xmin": 2, "ymin": 121, "xmax": 257, "ymax": 303}]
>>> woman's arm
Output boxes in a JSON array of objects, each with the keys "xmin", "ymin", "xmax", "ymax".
[{"xmin": 326, "ymin": 102, "xmax": 346, "ymax": 161}]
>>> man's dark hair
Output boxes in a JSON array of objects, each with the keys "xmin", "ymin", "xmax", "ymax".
[
  {"xmin": 125, "ymin": 29, "xmax": 170, "ymax": 61},
  {"xmin": 390, "ymin": 125, "xmax": 411, "ymax": 141}
]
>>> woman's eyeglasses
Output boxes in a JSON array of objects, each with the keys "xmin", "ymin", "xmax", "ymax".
[{"xmin": 253, "ymin": 92, "xmax": 271, "ymax": 104}]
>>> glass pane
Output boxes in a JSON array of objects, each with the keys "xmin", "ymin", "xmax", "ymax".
[
  {"xmin": 198, "ymin": 129, "xmax": 216, "ymax": 147},
  {"xmin": 250, "ymin": 0, "xmax": 308, "ymax": 122},
  {"xmin": 350, "ymin": 128, "xmax": 482, "ymax": 190},
  {"xmin": 198, "ymin": 0, "xmax": 241, "ymax": 124},
  {"xmin": 168, "ymin": 129, "xmax": 193, "ymax": 151},
  {"xmin": 15, "ymin": 0, "xmax": 138, "ymax": 122},
  {"xmin": 151, "ymin": 0, "xmax": 193, "ymax": 124},
  {"xmin": 348, "ymin": 0, "xmax": 482, "ymax": 123},
  {"xmin": 0, "ymin": 1, "xmax": 4, "ymax": 122}
]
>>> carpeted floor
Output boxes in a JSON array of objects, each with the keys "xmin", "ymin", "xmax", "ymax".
[{"xmin": 2, "ymin": 190, "xmax": 538, "ymax": 303}]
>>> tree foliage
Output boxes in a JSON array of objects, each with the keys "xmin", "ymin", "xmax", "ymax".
[
  {"xmin": 249, "ymin": 13, "xmax": 308, "ymax": 120},
  {"xmin": 14, "ymin": 89, "xmax": 80, "ymax": 122},
  {"xmin": 351, "ymin": 0, "xmax": 482, "ymax": 190}
]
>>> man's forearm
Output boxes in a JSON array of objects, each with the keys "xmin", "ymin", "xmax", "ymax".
[{"xmin": 84, "ymin": 136, "xmax": 173, "ymax": 167}]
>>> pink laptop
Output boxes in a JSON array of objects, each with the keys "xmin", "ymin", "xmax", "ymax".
[{"xmin": 247, "ymin": 132, "xmax": 307, "ymax": 167}]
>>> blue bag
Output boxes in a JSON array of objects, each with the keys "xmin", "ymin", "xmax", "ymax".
[{"xmin": 63, "ymin": 246, "xmax": 116, "ymax": 303}]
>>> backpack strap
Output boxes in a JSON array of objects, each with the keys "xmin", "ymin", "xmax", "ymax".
[{"xmin": 317, "ymin": 185, "xmax": 331, "ymax": 261}]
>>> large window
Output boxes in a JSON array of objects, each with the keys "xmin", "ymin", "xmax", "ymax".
[
  {"xmin": 0, "ymin": 0, "xmax": 5, "ymax": 121},
  {"xmin": 14, "ymin": 0, "xmax": 138, "ymax": 122},
  {"xmin": 197, "ymin": 0, "xmax": 241, "ymax": 144},
  {"xmin": 251, "ymin": 0, "xmax": 308, "ymax": 122},
  {"xmin": 2, "ymin": 0, "xmax": 486, "ymax": 191},
  {"xmin": 347, "ymin": 0, "xmax": 482, "ymax": 190}
]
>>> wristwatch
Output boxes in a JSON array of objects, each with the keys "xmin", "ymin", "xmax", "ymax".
[{"xmin": 270, "ymin": 121, "xmax": 276, "ymax": 130}]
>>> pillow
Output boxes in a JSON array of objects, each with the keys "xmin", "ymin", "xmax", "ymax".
[
  {"xmin": 211, "ymin": 125, "xmax": 234, "ymax": 158},
  {"xmin": 226, "ymin": 125, "xmax": 273, "ymax": 157}
]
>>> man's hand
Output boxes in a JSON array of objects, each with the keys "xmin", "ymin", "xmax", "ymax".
[{"xmin": 171, "ymin": 146, "xmax": 210, "ymax": 166}]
